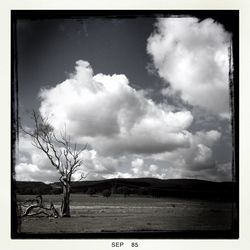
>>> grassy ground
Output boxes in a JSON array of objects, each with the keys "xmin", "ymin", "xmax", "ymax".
[{"xmin": 17, "ymin": 194, "xmax": 234, "ymax": 234}]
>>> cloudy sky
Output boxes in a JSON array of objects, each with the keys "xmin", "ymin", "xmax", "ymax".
[{"xmin": 15, "ymin": 13, "xmax": 234, "ymax": 183}]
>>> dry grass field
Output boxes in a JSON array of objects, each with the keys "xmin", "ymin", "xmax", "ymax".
[{"xmin": 17, "ymin": 194, "xmax": 234, "ymax": 234}]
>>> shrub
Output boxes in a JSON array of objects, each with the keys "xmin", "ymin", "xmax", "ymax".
[
  {"xmin": 102, "ymin": 189, "xmax": 111, "ymax": 198},
  {"xmin": 86, "ymin": 187, "xmax": 96, "ymax": 196},
  {"xmin": 116, "ymin": 186, "xmax": 130, "ymax": 197}
]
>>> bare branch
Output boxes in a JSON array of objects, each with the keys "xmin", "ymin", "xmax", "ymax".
[
  {"xmin": 59, "ymin": 175, "xmax": 67, "ymax": 187},
  {"xmin": 79, "ymin": 172, "xmax": 89, "ymax": 181},
  {"xmin": 21, "ymin": 110, "xmax": 88, "ymax": 186}
]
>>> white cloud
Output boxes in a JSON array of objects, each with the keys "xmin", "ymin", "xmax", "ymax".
[
  {"xmin": 17, "ymin": 58, "xmax": 230, "ymax": 182},
  {"xmin": 147, "ymin": 17, "xmax": 232, "ymax": 117},
  {"xmin": 152, "ymin": 130, "xmax": 221, "ymax": 173},
  {"xmin": 15, "ymin": 134, "xmax": 60, "ymax": 182},
  {"xmin": 16, "ymin": 127, "xmax": 226, "ymax": 182},
  {"xmin": 193, "ymin": 144, "xmax": 212, "ymax": 164},
  {"xmin": 149, "ymin": 164, "xmax": 158, "ymax": 172},
  {"xmin": 216, "ymin": 162, "xmax": 232, "ymax": 181},
  {"xmin": 39, "ymin": 60, "xmax": 194, "ymax": 155},
  {"xmin": 193, "ymin": 130, "xmax": 221, "ymax": 147},
  {"xmin": 131, "ymin": 158, "xmax": 144, "ymax": 169},
  {"xmin": 131, "ymin": 158, "xmax": 166, "ymax": 179},
  {"xmin": 16, "ymin": 134, "xmax": 119, "ymax": 182},
  {"xmin": 15, "ymin": 162, "xmax": 59, "ymax": 183}
]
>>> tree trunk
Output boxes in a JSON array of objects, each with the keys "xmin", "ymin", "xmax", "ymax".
[{"xmin": 61, "ymin": 184, "xmax": 71, "ymax": 217}]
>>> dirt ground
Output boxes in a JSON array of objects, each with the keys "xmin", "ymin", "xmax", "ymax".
[{"xmin": 17, "ymin": 194, "xmax": 234, "ymax": 234}]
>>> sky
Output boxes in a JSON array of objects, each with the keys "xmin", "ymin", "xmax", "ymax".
[{"xmin": 15, "ymin": 13, "xmax": 234, "ymax": 183}]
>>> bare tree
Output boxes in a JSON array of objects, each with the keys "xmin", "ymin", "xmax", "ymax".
[
  {"xmin": 21, "ymin": 111, "xmax": 87, "ymax": 217},
  {"xmin": 21, "ymin": 195, "xmax": 59, "ymax": 218}
]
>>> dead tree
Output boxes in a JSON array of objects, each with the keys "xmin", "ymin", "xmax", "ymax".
[
  {"xmin": 21, "ymin": 111, "xmax": 87, "ymax": 217},
  {"xmin": 22, "ymin": 195, "xmax": 59, "ymax": 218}
]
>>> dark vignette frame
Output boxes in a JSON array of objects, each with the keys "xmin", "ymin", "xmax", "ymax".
[{"xmin": 11, "ymin": 10, "xmax": 239, "ymax": 239}]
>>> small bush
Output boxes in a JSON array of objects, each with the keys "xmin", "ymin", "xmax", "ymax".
[
  {"xmin": 116, "ymin": 186, "xmax": 131, "ymax": 197},
  {"xmin": 86, "ymin": 187, "xmax": 96, "ymax": 196},
  {"xmin": 102, "ymin": 189, "xmax": 111, "ymax": 198}
]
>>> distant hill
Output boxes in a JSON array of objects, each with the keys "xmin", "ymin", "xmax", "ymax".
[
  {"xmin": 14, "ymin": 178, "xmax": 237, "ymax": 201},
  {"xmin": 15, "ymin": 181, "xmax": 53, "ymax": 195}
]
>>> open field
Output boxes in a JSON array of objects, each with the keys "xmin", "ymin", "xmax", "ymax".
[{"xmin": 16, "ymin": 194, "xmax": 234, "ymax": 234}]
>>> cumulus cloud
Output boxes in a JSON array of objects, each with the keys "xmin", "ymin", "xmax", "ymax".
[
  {"xmin": 16, "ymin": 128, "xmax": 225, "ymax": 182},
  {"xmin": 147, "ymin": 17, "xmax": 232, "ymax": 117},
  {"xmin": 17, "ymin": 58, "xmax": 230, "ymax": 182},
  {"xmin": 15, "ymin": 134, "xmax": 58, "ymax": 182},
  {"xmin": 39, "ymin": 60, "xmax": 194, "ymax": 155},
  {"xmin": 131, "ymin": 158, "xmax": 166, "ymax": 179},
  {"xmin": 152, "ymin": 130, "xmax": 221, "ymax": 172},
  {"xmin": 16, "ymin": 134, "xmax": 121, "ymax": 182},
  {"xmin": 17, "ymin": 133, "xmax": 168, "ymax": 182}
]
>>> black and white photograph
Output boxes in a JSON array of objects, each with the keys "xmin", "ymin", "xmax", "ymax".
[{"xmin": 11, "ymin": 10, "xmax": 239, "ymax": 239}]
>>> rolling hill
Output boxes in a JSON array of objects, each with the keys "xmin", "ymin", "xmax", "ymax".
[{"xmin": 14, "ymin": 178, "xmax": 237, "ymax": 201}]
